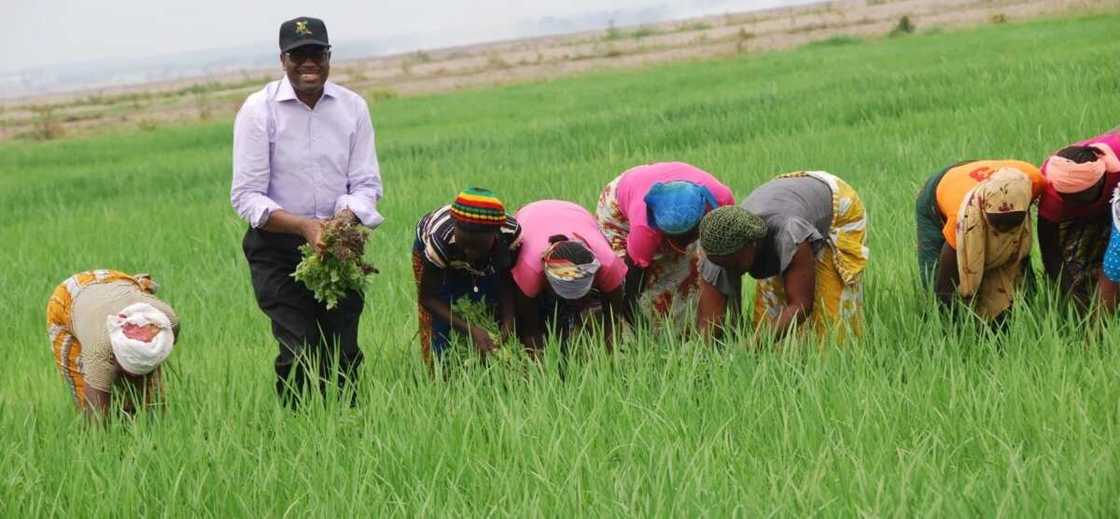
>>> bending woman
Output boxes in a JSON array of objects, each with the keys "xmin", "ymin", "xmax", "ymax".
[
  {"xmin": 412, "ymin": 188, "xmax": 522, "ymax": 365},
  {"xmin": 696, "ymin": 171, "xmax": 868, "ymax": 340},
  {"xmin": 512, "ymin": 200, "xmax": 629, "ymax": 352},
  {"xmin": 47, "ymin": 270, "xmax": 179, "ymax": 419},
  {"xmin": 596, "ymin": 161, "xmax": 734, "ymax": 325},
  {"xmin": 1037, "ymin": 131, "xmax": 1120, "ymax": 308},
  {"xmin": 915, "ymin": 162, "xmax": 1043, "ymax": 321}
]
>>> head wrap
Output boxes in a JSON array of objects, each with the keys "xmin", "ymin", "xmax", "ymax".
[
  {"xmin": 954, "ymin": 168, "xmax": 1033, "ymax": 319},
  {"xmin": 451, "ymin": 187, "xmax": 506, "ymax": 228},
  {"xmin": 699, "ymin": 206, "xmax": 768, "ymax": 256},
  {"xmin": 1046, "ymin": 143, "xmax": 1120, "ymax": 194},
  {"xmin": 644, "ymin": 181, "xmax": 718, "ymax": 235},
  {"xmin": 542, "ymin": 238, "xmax": 601, "ymax": 300},
  {"xmin": 106, "ymin": 302, "xmax": 175, "ymax": 376}
]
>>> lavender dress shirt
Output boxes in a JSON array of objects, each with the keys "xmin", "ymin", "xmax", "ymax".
[{"xmin": 231, "ymin": 77, "xmax": 384, "ymax": 229}]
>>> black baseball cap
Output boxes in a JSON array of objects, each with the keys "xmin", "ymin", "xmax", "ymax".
[{"xmin": 279, "ymin": 17, "xmax": 330, "ymax": 52}]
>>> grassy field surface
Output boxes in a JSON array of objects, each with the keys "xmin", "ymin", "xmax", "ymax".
[{"xmin": 2, "ymin": 14, "xmax": 1119, "ymax": 516}]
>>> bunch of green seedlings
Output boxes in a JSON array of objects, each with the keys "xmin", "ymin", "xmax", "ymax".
[
  {"xmin": 440, "ymin": 298, "xmax": 521, "ymax": 371},
  {"xmin": 292, "ymin": 216, "xmax": 378, "ymax": 309}
]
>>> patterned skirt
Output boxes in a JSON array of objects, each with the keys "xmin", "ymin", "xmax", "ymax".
[{"xmin": 1051, "ymin": 217, "xmax": 1110, "ymax": 307}]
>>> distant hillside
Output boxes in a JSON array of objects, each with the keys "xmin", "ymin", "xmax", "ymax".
[
  {"xmin": 1, "ymin": 0, "xmax": 1110, "ymax": 141},
  {"xmin": 0, "ymin": 0, "xmax": 812, "ymax": 101}
]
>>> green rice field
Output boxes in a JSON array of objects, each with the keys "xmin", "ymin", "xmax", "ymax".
[{"xmin": 2, "ymin": 13, "xmax": 1119, "ymax": 516}]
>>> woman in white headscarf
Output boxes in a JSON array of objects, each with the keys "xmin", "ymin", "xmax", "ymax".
[
  {"xmin": 512, "ymin": 200, "xmax": 630, "ymax": 353},
  {"xmin": 46, "ymin": 270, "xmax": 179, "ymax": 418}
]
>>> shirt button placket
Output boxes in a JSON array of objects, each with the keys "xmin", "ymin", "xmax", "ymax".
[{"xmin": 307, "ymin": 108, "xmax": 319, "ymax": 220}]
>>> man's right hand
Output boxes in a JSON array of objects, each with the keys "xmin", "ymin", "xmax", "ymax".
[
  {"xmin": 261, "ymin": 210, "xmax": 326, "ymax": 251},
  {"xmin": 302, "ymin": 219, "xmax": 326, "ymax": 252}
]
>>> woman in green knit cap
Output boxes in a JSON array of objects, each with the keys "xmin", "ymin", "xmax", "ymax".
[{"xmin": 697, "ymin": 172, "xmax": 869, "ymax": 341}]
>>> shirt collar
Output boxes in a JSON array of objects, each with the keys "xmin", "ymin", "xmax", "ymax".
[
  {"xmin": 277, "ymin": 76, "xmax": 338, "ymax": 103},
  {"xmin": 277, "ymin": 76, "xmax": 298, "ymax": 102}
]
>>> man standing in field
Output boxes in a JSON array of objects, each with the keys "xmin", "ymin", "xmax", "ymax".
[{"xmin": 231, "ymin": 17, "xmax": 384, "ymax": 406}]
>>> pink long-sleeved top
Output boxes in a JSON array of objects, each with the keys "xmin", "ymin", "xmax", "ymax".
[{"xmin": 614, "ymin": 162, "xmax": 735, "ymax": 267}]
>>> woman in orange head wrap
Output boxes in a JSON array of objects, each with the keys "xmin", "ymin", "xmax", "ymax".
[{"xmin": 1037, "ymin": 132, "xmax": 1120, "ymax": 309}]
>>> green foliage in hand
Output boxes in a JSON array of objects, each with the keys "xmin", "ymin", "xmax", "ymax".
[
  {"xmin": 440, "ymin": 299, "xmax": 520, "ymax": 372},
  {"xmin": 451, "ymin": 298, "xmax": 499, "ymax": 337},
  {"xmin": 292, "ymin": 216, "xmax": 378, "ymax": 310}
]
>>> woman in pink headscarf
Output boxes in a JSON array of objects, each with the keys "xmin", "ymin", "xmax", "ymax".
[{"xmin": 1037, "ymin": 131, "xmax": 1120, "ymax": 308}]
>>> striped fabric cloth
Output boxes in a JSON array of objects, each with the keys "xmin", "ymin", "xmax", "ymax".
[{"xmin": 414, "ymin": 205, "xmax": 522, "ymax": 274}]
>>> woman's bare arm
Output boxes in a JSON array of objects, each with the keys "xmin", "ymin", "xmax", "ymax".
[{"xmin": 773, "ymin": 242, "xmax": 816, "ymax": 340}]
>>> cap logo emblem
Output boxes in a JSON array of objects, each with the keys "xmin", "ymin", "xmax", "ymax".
[{"xmin": 295, "ymin": 20, "xmax": 312, "ymax": 36}]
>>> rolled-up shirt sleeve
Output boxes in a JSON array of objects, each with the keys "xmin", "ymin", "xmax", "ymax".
[
  {"xmin": 335, "ymin": 98, "xmax": 385, "ymax": 229},
  {"xmin": 231, "ymin": 97, "xmax": 283, "ymax": 228}
]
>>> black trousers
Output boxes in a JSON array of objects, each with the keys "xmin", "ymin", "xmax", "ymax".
[{"xmin": 242, "ymin": 228, "xmax": 365, "ymax": 406}]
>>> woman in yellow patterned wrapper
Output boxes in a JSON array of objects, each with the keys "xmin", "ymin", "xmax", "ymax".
[
  {"xmin": 46, "ymin": 270, "xmax": 180, "ymax": 419},
  {"xmin": 696, "ymin": 171, "xmax": 868, "ymax": 342}
]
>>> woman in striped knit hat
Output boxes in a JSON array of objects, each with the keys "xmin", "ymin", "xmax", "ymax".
[{"xmin": 412, "ymin": 187, "xmax": 522, "ymax": 366}]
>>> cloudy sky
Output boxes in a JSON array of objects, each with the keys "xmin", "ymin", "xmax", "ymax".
[{"xmin": 7, "ymin": 0, "xmax": 807, "ymax": 71}]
